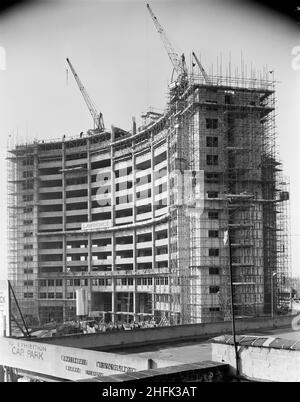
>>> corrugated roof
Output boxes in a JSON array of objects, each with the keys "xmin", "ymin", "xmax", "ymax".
[{"xmin": 211, "ymin": 334, "xmax": 300, "ymax": 350}]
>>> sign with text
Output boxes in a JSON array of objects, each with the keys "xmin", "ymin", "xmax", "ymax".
[
  {"xmin": 0, "ymin": 337, "xmax": 149, "ymax": 381},
  {"xmin": 81, "ymin": 220, "xmax": 111, "ymax": 232},
  {"xmin": 0, "ymin": 281, "xmax": 10, "ymax": 337}
]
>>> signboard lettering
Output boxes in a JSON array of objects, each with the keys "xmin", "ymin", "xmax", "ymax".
[{"xmin": 0, "ymin": 337, "xmax": 149, "ymax": 381}]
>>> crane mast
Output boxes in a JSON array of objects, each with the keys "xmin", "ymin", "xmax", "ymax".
[
  {"xmin": 66, "ymin": 58, "xmax": 105, "ymax": 131},
  {"xmin": 146, "ymin": 3, "xmax": 186, "ymax": 80}
]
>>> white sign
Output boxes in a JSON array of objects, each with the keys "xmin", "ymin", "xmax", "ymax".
[
  {"xmin": 0, "ymin": 281, "xmax": 10, "ymax": 337},
  {"xmin": 0, "ymin": 337, "xmax": 150, "ymax": 381},
  {"xmin": 81, "ymin": 220, "xmax": 111, "ymax": 232},
  {"xmin": 76, "ymin": 289, "xmax": 88, "ymax": 316}
]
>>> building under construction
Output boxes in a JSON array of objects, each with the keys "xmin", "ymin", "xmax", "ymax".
[{"xmin": 6, "ymin": 4, "xmax": 290, "ymax": 326}]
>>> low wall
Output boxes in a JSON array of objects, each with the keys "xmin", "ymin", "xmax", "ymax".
[
  {"xmin": 0, "ymin": 336, "xmax": 185, "ymax": 381},
  {"xmin": 30, "ymin": 315, "xmax": 295, "ymax": 350},
  {"xmin": 78, "ymin": 361, "xmax": 230, "ymax": 383},
  {"xmin": 211, "ymin": 334, "xmax": 300, "ymax": 382}
]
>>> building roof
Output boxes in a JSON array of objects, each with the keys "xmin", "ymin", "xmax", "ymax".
[{"xmin": 211, "ymin": 334, "xmax": 300, "ymax": 350}]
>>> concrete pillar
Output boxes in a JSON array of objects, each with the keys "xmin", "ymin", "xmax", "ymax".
[
  {"xmin": 110, "ymin": 132, "xmax": 116, "ymax": 324},
  {"xmin": 62, "ymin": 140, "xmax": 67, "ymax": 323},
  {"xmin": 87, "ymin": 137, "xmax": 92, "ymax": 315},
  {"xmin": 111, "ymin": 232, "xmax": 116, "ymax": 324},
  {"xmin": 133, "ymin": 230, "xmax": 137, "ymax": 322},
  {"xmin": 151, "ymin": 138, "xmax": 156, "ymax": 318}
]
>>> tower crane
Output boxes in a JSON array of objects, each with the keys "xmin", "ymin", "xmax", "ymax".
[
  {"xmin": 146, "ymin": 3, "xmax": 187, "ymax": 81},
  {"xmin": 66, "ymin": 58, "xmax": 105, "ymax": 131},
  {"xmin": 192, "ymin": 51, "xmax": 211, "ymax": 85}
]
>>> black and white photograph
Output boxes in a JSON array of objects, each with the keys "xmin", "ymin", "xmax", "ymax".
[{"xmin": 0, "ymin": 0, "xmax": 299, "ymax": 386}]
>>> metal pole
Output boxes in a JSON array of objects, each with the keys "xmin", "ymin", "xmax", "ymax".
[
  {"xmin": 8, "ymin": 280, "xmax": 30, "ymax": 337},
  {"xmin": 274, "ymin": 276, "xmax": 277, "ymax": 317},
  {"xmin": 271, "ymin": 273, "xmax": 277, "ymax": 319},
  {"xmin": 7, "ymin": 280, "xmax": 11, "ymax": 337},
  {"xmin": 228, "ymin": 232, "xmax": 239, "ymax": 377},
  {"xmin": 271, "ymin": 275, "xmax": 274, "ymax": 318}
]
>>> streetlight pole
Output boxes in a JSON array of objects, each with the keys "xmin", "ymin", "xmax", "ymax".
[
  {"xmin": 227, "ymin": 229, "xmax": 239, "ymax": 377},
  {"xmin": 224, "ymin": 193, "xmax": 255, "ymax": 376}
]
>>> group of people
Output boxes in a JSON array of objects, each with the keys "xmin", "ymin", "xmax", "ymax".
[
  {"xmin": 80, "ymin": 318, "xmax": 161, "ymax": 334},
  {"xmin": 50, "ymin": 316, "xmax": 171, "ymax": 336}
]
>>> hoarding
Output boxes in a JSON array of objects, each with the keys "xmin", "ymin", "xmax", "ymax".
[
  {"xmin": 0, "ymin": 337, "xmax": 150, "ymax": 381},
  {"xmin": 81, "ymin": 220, "xmax": 111, "ymax": 232},
  {"xmin": 76, "ymin": 289, "xmax": 88, "ymax": 316}
]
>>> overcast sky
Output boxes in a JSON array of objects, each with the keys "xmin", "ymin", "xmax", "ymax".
[{"xmin": 0, "ymin": 0, "xmax": 299, "ymax": 279}]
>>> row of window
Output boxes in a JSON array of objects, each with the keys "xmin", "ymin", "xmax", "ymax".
[
  {"xmin": 23, "ymin": 170, "xmax": 34, "ymax": 178},
  {"xmin": 40, "ymin": 279, "xmax": 63, "ymax": 287},
  {"xmin": 155, "ymin": 294, "xmax": 169, "ymax": 303},
  {"xmin": 23, "ymin": 194, "xmax": 34, "ymax": 202},
  {"xmin": 22, "ymin": 181, "xmax": 33, "ymax": 190},
  {"xmin": 66, "ymin": 177, "xmax": 87, "ymax": 186},
  {"xmin": 30, "ymin": 275, "xmax": 181, "ymax": 290},
  {"xmin": 136, "ymin": 278, "xmax": 153, "ymax": 286},
  {"xmin": 67, "ymin": 256, "xmax": 88, "ymax": 262},
  {"xmin": 39, "ymin": 292, "xmax": 63, "ymax": 299},
  {"xmin": 30, "ymin": 288, "xmax": 223, "ymax": 300},
  {"xmin": 22, "ymin": 148, "xmax": 167, "ymax": 170},
  {"xmin": 37, "ymin": 276, "xmax": 173, "ymax": 289},
  {"xmin": 116, "ymin": 278, "xmax": 133, "ymax": 286},
  {"xmin": 92, "ymin": 278, "xmax": 112, "ymax": 286},
  {"xmin": 22, "ymin": 171, "xmax": 167, "ymax": 198},
  {"xmin": 22, "ymin": 157, "xmax": 34, "ymax": 166},
  {"xmin": 24, "ymin": 207, "xmax": 33, "ymax": 214},
  {"xmin": 37, "ymin": 203, "xmax": 167, "ymax": 223},
  {"xmin": 40, "ymin": 233, "xmax": 166, "ymax": 251},
  {"xmin": 66, "ymin": 279, "xmax": 88, "ymax": 286},
  {"xmin": 155, "ymin": 277, "xmax": 169, "ymax": 286},
  {"xmin": 22, "ymin": 189, "xmax": 220, "ymax": 216},
  {"xmin": 62, "ymin": 171, "xmax": 166, "ymax": 193},
  {"xmin": 91, "ymin": 277, "xmax": 168, "ymax": 286},
  {"xmin": 36, "ymin": 260, "xmax": 227, "ymax": 274}
]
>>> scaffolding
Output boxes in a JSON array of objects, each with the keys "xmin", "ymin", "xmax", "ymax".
[
  {"xmin": 275, "ymin": 176, "xmax": 291, "ymax": 310},
  {"xmin": 6, "ymin": 61, "xmax": 291, "ymax": 328},
  {"xmin": 7, "ymin": 139, "xmax": 40, "ymax": 330},
  {"xmin": 166, "ymin": 63, "xmax": 290, "ymax": 324}
]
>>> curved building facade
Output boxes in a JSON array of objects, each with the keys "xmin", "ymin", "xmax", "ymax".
[{"xmin": 7, "ymin": 74, "xmax": 290, "ymax": 326}]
